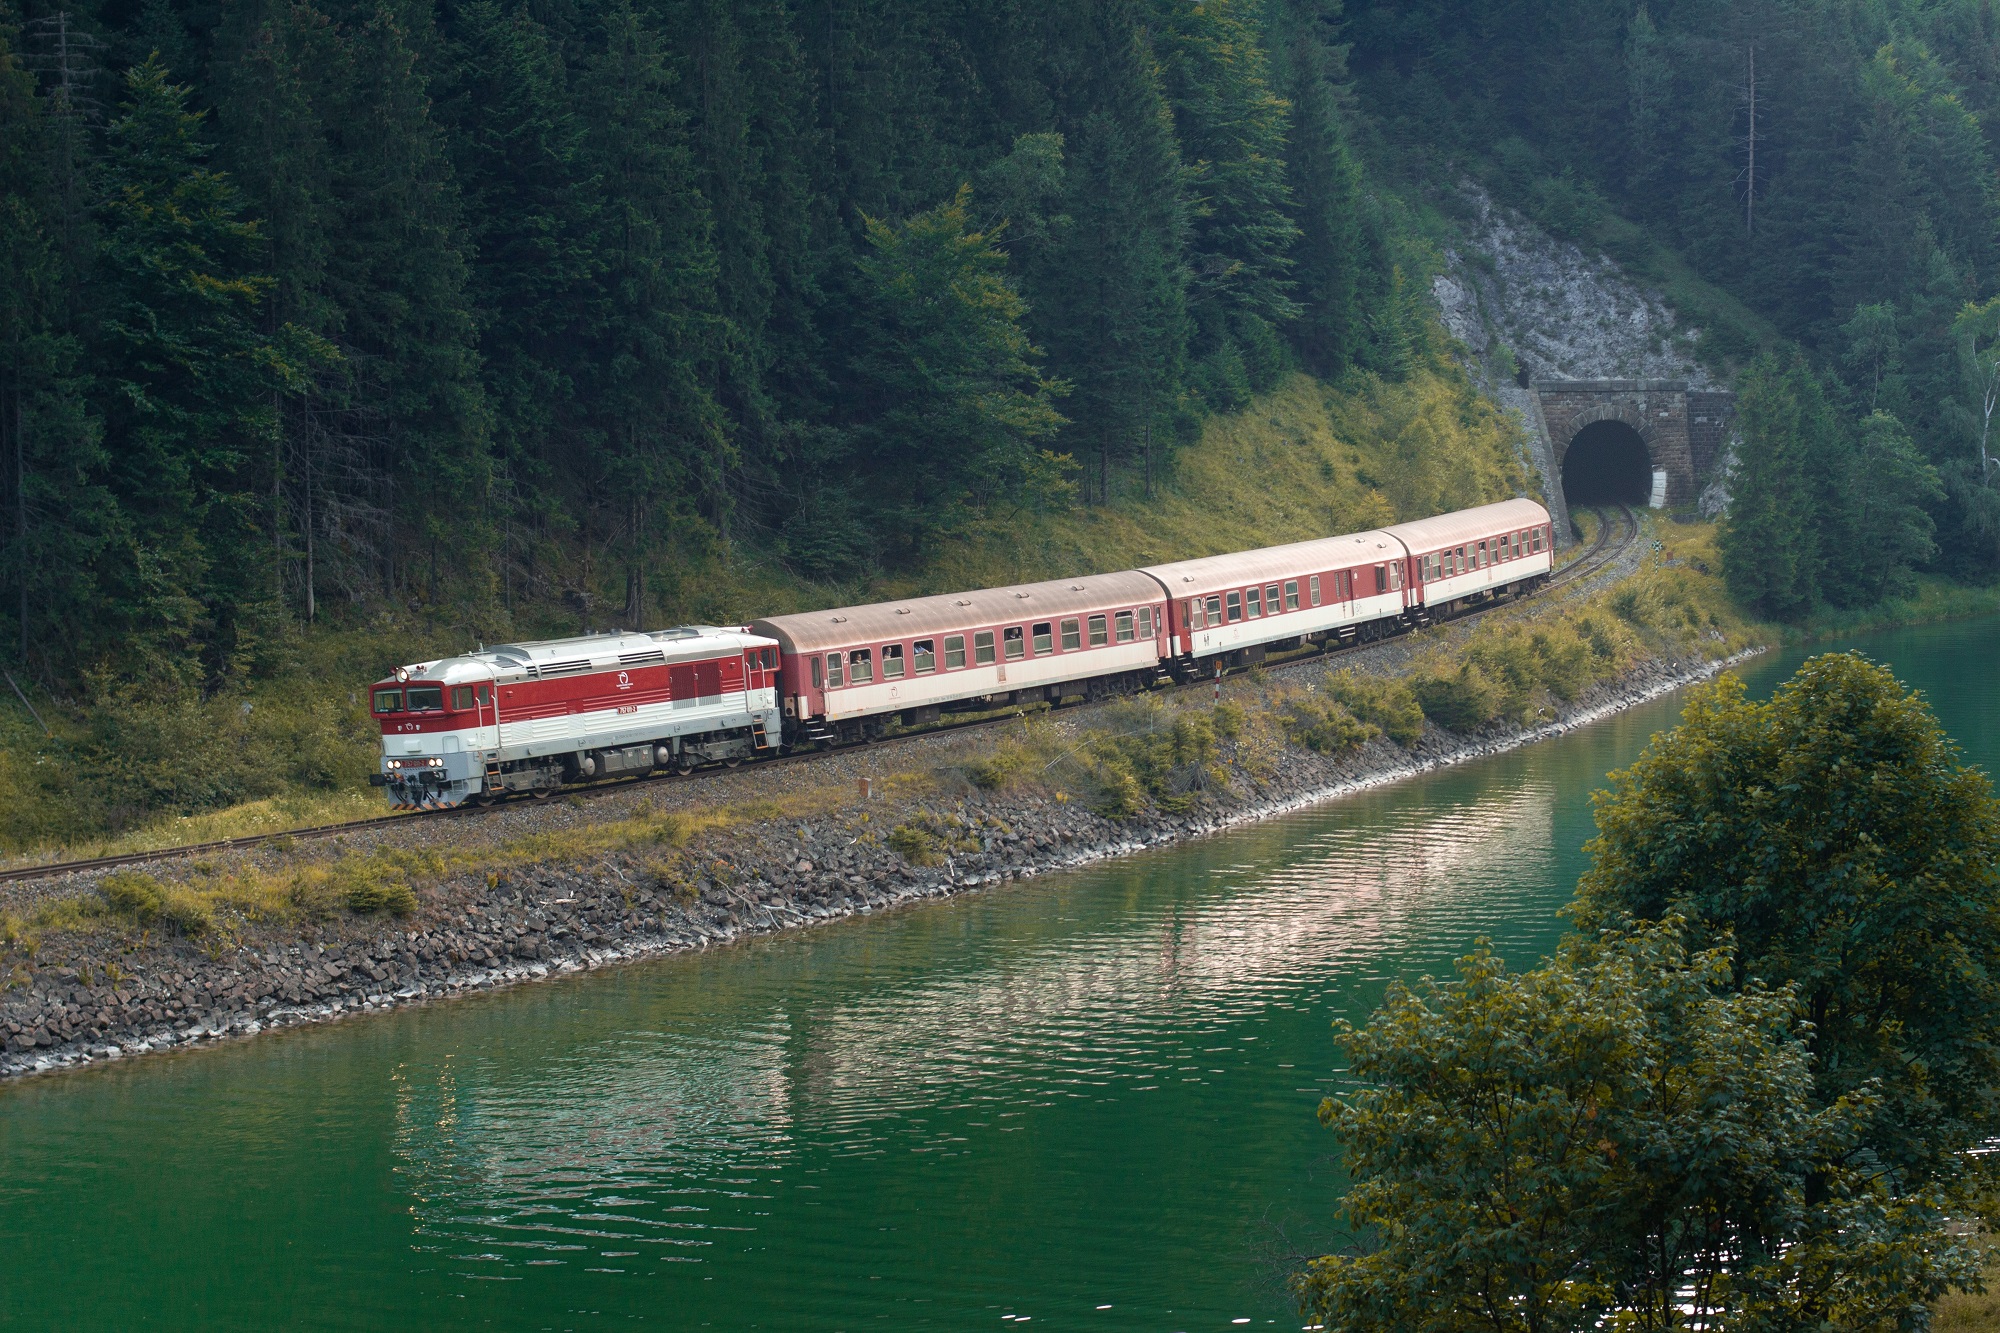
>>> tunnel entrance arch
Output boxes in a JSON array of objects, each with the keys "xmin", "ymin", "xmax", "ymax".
[{"xmin": 1560, "ymin": 418, "xmax": 1654, "ymax": 506}]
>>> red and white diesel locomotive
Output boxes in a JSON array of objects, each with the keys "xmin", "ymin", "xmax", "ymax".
[{"xmin": 371, "ymin": 497, "xmax": 1554, "ymax": 805}]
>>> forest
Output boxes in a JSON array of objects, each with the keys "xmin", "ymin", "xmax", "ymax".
[
  {"xmin": 6, "ymin": 0, "xmax": 2000, "ymax": 828},
  {"xmin": 0, "ymin": 0, "xmax": 1424, "ymax": 689}
]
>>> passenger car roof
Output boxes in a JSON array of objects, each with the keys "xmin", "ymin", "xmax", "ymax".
[
  {"xmin": 1139, "ymin": 529, "xmax": 1403, "ymax": 597},
  {"xmin": 1379, "ymin": 498, "xmax": 1552, "ymax": 554},
  {"xmin": 752, "ymin": 571, "xmax": 1165, "ymax": 655}
]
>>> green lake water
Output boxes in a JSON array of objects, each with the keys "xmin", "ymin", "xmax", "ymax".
[{"xmin": 2, "ymin": 619, "xmax": 1993, "ymax": 1331}]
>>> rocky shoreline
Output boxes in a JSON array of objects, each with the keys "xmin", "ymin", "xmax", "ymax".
[{"xmin": 0, "ymin": 645, "xmax": 1760, "ymax": 1082}]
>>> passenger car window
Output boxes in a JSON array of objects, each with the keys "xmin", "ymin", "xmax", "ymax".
[
  {"xmin": 974, "ymin": 631, "xmax": 996, "ymax": 665},
  {"xmin": 1088, "ymin": 615, "xmax": 1108, "ymax": 646},
  {"xmin": 1246, "ymin": 587, "xmax": 1262, "ymax": 618},
  {"xmin": 1225, "ymin": 592, "xmax": 1242, "ymax": 622},
  {"xmin": 1187, "ymin": 599, "xmax": 1205, "ymax": 630},
  {"xmin": 1115, "ymin": 610, "xmax": 1134, "ymax": 642},
  {"xmin": 1266, "ymin": 584, "xmax": 1281, "ymax": 613},
  {"xmin": 849, "ymin": 649, "xmax": 874, "ymax": 684},
  {"xmin": 945, "ymin": 636, "xmax": 966, "ymax": 669},
  {"xmin": 811, "ymin": 657, "xmax": 824, "ymax": 688},
  {"xmin": 1138, "ymin": 607, "xmax": 1153, "ymax": 638},
  {"xmin": 914, "ymin": 640, "xmax": 936, "ymax": 673},
  {"xmin": 826, "ymin": 653, "xmax": 844, "ymax": 687},
  {"xmin": 373, "ymin": 689, "xmax": 402, "ymax": 712},
  {"xmin": 1004, "ymin": 627, "xmax": 1025, "ymax": 659},
  {"xmin": 1309, "ymin": 575, "xmax": 1321, "ymax": 606},
  {"xmin": 1033, "ymin": 622, "xmax": 1052, "ymax": 654},
  {"xmin": 406, "ymin": 685, "xmax": 444, "ymax": 711},
  {"xmin": 1205, "ymin": 596, "xmax": 1221, "ymax": 624},
  {"xmin": 1284, "ymin": 581, "xmax": 1299, "ymax": 610},
  {"xmin": 1061, "ymin": 618, "xmax": 1081, "ymax": 650},
  {"xmin": 882, "ymin": 644, "xmax": 905, "ymax": 678}
]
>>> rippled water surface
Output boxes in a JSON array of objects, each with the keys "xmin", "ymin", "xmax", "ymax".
[{"xmin": 4, "ymin": 621, "xmax": 1996, "ymax": 1331}]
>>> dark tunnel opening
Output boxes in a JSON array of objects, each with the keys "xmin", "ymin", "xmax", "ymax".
[{"xmin": 1561, "ymin": 420, "xmax": 1652, "ymax": 506}]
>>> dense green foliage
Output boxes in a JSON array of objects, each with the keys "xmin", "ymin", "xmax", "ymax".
[
  {"xmin": 1343, "ymin": 0, "xmax": 2000, "ymax": 608},
  {"xmin": 1303, "ymin": 656, "xmax": 2000, "ymax": 1328},
  {"xmin": 0, "ymin": 0, "xmax": 1422, "ymax": 685},
  {"xmin": 1298, "ymin": 921, "xmax": 1974, "ymax": 1332},
  {"xmin": 1575, "ymin": 653, "xmax": 2000, "ymax": 1181}
]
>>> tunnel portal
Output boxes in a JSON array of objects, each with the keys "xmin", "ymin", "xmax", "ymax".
[{"xmin": 1560, "ymin": 419, "xmax": 1653, "ymax": 506}]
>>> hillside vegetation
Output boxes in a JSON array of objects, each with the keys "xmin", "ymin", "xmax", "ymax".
[{"xmin": 0, "ymin": 359, "xmax": 1531, "ymax": 856}]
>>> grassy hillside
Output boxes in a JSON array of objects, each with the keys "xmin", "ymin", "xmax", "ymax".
[{"xmin": 0, "ymin": 361, "xmax": 1533, "ymax": 861}]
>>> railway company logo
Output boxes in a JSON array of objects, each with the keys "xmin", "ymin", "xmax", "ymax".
[{"xmin": 616, "ymin": 671, "xmax": 633, "ymax": 690}]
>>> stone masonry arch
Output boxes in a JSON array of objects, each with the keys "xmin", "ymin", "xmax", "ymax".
[{"xmin": 1533, "ymin": 380, "xmax": 1734, "ymax": 513}]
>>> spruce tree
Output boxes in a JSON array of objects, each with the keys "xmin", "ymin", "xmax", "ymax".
[
  {"xmin": 90, "ymin": 55, "xmax": 306, "ymax": 676},
  {"xmin": 1272, "ymin": 0, "xmax": 1366, "ymax": 378},
  {"xmin": 1721, "ymin": 353, "xmax": 1820, "ymax": 619}
]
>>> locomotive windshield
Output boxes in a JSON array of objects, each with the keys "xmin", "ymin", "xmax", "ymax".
[
  {"xmin": 405, "ymin": 685, "xmax": 445, "ymax": 711},
  {"xmin": 373, "ymin": 689, "xmax": 401, "ymax": 712}
]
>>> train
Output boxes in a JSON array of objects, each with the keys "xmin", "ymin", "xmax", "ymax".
[{"xmin": 369, "ymin": 497, "xmax": 1554, "ymax": 807}]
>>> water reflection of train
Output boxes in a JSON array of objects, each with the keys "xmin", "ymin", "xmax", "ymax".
[{"xmin": 369, "ymin": 498, "xmax": 1552, "ymax": 808}]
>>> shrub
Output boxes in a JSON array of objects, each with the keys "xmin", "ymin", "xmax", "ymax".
[
  {"xmin": 96, "ymin": 870, "xmax": 215, "ymax": 936},
  {"xmin": 1325, "ymin": 670, "xmax": 1424, "ymax": 747},
  {"xmin": 346, "ymin": 878, "xmax": 418, "ymax": 915},
  {"xmin": 887, "ymin": 813, "xmax": 979, "ymax": 866},
  {"xmin": 1082, "ymin": 709, "xmax": 1222, "ymax": 817},
  {"xmin": 1410, "ymin": 664, "xmax": 1505, "ymax": 733},
  {"xmin": 1282, "ymin": 694, "xmax": 1376, "ymax": 754},
  {"xmin": 964, "ymin": 736, "xmax": 1041, "ymax": 791}
]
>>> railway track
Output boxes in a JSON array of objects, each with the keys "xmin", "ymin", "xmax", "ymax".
[{"xmin": 0, "ymin": 506, "xmax": 1643, "ymax": 887}]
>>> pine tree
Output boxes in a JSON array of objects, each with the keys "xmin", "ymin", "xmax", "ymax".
[
  {"xmin": 578, "ymin": 0, "xmax": 728, "ymax": 625},
  {"xmin": 1271, "ymin": 0, "xmax": 1366, "ymax": 378},
  {"xmin": 1149, "ymin": 0, "xmax": 1298, "ymax": 402},
  {"xmin": 90, "ymin": 55, "xmax": 308, "ymax": 676},
  {"xmin": 1721, "ymin": 353, "xmax": 1821, "ymax": 619},
  {"xmin": 1034, "ymin": 1, "xmax": 1189, "ymax": 503},
  {"xmin": 845, "ymin": 184, "xmax": 1069, "ymax": 555}
]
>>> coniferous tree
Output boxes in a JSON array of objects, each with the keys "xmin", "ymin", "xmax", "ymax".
[
  {"xmin": 1035, "ymin": 1, "xmax": 1189, "ymax": 503},
  {"xmin": 1272, "ymin": 0, "xmax": 1365, "ymax": 378},
  {"xmin": 1720, "ymin": 353, "xmax": 1820, "ymax": 619},
  {"xmin": 89, "ymin": 55, "xmax": 308, "ymax": 676}
]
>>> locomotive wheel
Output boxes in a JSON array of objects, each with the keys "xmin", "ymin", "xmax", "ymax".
[
  {"xmin": 724, "ymin": 756, "xmax": 743, "ymax": 768},
  {"xmin": 531, "ymin": 785, "xmax": 553, "ymax": 800}
]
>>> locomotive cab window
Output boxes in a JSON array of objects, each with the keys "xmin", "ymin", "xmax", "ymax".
[
  {"xmin": 882, "ymin": 644, "xmax": 905, "ymax": 679},
  {"xmin": 849, "ymin": 649, "xmax": 874, "ymax": 683},
  {"xmin": 762, "ymin": 648, "xmax": 778, "ymax": 669},
  {"xmin": 826, "ymin": 653, "xmax": 844, "ymax": 688},
  {"xmin": 1309, "ymin": 575, "xmax": 1321, "ymax": 606},
  {"xmin": 451, "ymin": 686, "xmax": 476, "ymax": 710},
  {"xmin": 1088, "ymin": 615, "xmax": 1108, "ymax": 646},
  {"xmin": 945, "ymin": 636, "xmax": 966, "ymax": 669},
  {"xmin": 974, "ymin": 631, "xmax": 996, "ymax": 665},
  {"xmin": 1003, "ymin": 627, "xmax": 1025, "ymax": 660},
  {"xmin": 914, "ymin": 640, "xmax": 936, "ymax": 674},
  {"xmin": 373, "ymin": 689, "xmax": 402, "ymax": 713},
  {"xmin": 1061, "ymin": 619, "xmax": 1081, "ymax": 650},
  {"xmin": 1114, "ymin": 611, "xmax": 1134, "ymax": 643},
  {"xmin": 406, "ymin": 685, "xmax": 444, "ymax": 711},
  {"xmin": 1033, "ymin": 622, "xmax": 1053, "ymax": 654}
]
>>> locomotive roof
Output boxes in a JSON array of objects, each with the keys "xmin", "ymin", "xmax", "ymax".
[
  {"xmin": 752, "ymin": 570, "xmax": 1165, "ymax": 655},
  {"xmin": 1380, "ymin": 498, "xmax": 1552, "ymax": 554},
  {"xmin": 1139, "ymin": 528, "xmax": 1404, "ymax": 596},
  {"xmin": 377, "ymin": 626, "xmax": 776, "ymax": 686}
]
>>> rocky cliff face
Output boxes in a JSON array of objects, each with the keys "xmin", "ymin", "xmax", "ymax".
[{"xmin": 1431, "ymin": 187, "xmax": 1732, "ymax": 531}]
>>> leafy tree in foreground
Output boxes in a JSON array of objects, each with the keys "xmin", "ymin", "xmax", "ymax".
[
  {"xmin": 1295, "ymin": 921, "xmax": 1974, "ymax": 1333},
  {"xmin": 1574, "ymin": 653, "xmax": 2000, "ymax": 1181}
]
